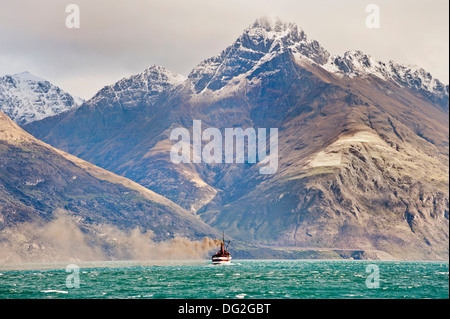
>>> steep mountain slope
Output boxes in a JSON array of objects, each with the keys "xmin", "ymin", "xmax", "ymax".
[
  {"xmin": 24, "ymin": 18, "xmax": 449, "ymax": 260},
  {"xmin": 198, "ymin": 63, "xmax": 449, "ymax": 260},
  {"xmin": 0, "ymin": 72, "xmax": 83, "ymax": 125},
  {"xmin": 0, "ymin": 111, "xmax": 219, "ymax": 262}
]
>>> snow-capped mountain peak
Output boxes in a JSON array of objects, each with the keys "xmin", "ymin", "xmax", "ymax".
[
  {"xmin": 142, "ymin": 65, "xmax": 187, "ymax": 85},
  {"xmin": 186, "ymin": 17, "xmax": 447, "ymax": 107},
  {"xmin": 244, "ymin": 17, "xmax": 307, "ymax": 49},
  {"xmin": 188, "ymin": 17, "xmax": 330, "ymax": 93},
  {"xmin": 13, "ymin": 71, "xmax": 47, "ymax": 83},
  {"xmin": 85, "ymin": 65, "xmax": 187, "ymax": 110},
  {"xmin": 0, "ymin": 72, "xmax": 84, "ymax": 125}
]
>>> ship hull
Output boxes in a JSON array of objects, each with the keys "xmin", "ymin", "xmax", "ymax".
[{"xmin": 212, "ymin": 256, "xmax": 232, "ymax": 265}]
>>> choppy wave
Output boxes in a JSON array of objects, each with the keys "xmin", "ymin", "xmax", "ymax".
[{"xmin": 0, "ymin": 260, "xmax": 448, "ymax": 299}]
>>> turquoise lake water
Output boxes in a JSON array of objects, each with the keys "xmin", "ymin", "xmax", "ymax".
[{"xmin": 0, "ymin": 260, "xmax": 448, "ymax": 299}]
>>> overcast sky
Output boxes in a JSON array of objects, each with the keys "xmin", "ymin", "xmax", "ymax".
[{"xmin": 0, "ymin": 0, "xmax": 448, "ymax": 99}]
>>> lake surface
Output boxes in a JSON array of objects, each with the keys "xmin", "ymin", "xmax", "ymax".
[{"xmin": 0, "ymin": 260, "xmax": 448, "ymax": 299}]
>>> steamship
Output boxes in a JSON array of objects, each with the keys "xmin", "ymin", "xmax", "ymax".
[{"xmin": 212, "ymin": 233, "xmax": 232, "ymax": 265}]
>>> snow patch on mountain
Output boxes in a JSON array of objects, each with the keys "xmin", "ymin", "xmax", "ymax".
[
  {"xmin": 0, "ymin": 72, "xmax": 83, "ymax": 125},
  {"xmin": 323, "ymin": 51, "xmax": 448, "ymax": 98}
]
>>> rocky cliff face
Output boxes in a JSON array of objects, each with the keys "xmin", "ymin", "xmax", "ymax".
[
  {"xmin": 24, "ymin": 18, "xmax": 449, "ymax": 260},
  {"xmin": 0, "ymin": 72, "xmax": 83, "ymax": 125}
]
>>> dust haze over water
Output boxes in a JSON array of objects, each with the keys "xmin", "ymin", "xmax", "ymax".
[{"xmin": 0, "ymin": 211, "xmax": 222, "ymax": 263}]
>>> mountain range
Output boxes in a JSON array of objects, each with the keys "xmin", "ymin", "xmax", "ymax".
[{"xmin": 3, "ymin": 17, "xmax": 449, "ymax": 260}]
